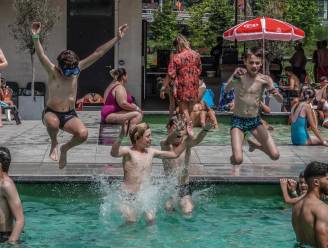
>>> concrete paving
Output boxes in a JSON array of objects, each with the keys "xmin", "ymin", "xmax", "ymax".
[{"xmin": 0, "ymin": 111, "xmax": 327, "ymax": 183}]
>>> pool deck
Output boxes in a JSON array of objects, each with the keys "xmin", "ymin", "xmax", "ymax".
[{"xmin": 0, "ymin": 111, "xmax": 326, "ymax": 184}]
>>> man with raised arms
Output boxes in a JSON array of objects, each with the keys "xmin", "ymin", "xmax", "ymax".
[
  {"xmin": 225, "ymin": 47, "xmax": 283, "ymax": 175},
  {"xmin": 110, "ymin": 122, "xmax": 186, "ymax": 224},
  {"xmin": 31, "ymin": 22, "xmax": 128, "ymax": 168},
  {"xmin": 161, "ymin": 115, "xmax": 211, "ymax": 214}
]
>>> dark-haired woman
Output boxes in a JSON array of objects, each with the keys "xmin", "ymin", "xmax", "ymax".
[
  {"xmin": 101, "ymin": 68, "xmax": 142, "ymax": 133},
  {"xmin": 290, "ymin": 88, "xmax": 328, "ymax": 146}
]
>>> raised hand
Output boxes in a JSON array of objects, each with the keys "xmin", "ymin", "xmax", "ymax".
[
  {"xmin": 31, "ymin": 22, "xmax": 41, "ymax": 35},
  {"xmin": 287, "ymin": 179, "xmax": 297, "ymax": 192},
  {"xmin": 233, "ymin": 67, "xmax": 247, "ymax": 79},
  {"xmin": 117, "ymin": 24, "xmax": 128, "ymax": 40}
]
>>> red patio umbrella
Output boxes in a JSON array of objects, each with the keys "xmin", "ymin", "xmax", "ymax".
[{"xmin": 223, "ymin": 16, "xmax": 305, "ymax": 71}]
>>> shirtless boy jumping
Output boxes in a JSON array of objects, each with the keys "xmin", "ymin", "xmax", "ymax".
[
  {"xmin": 161, "ymin": 115, "xmax": 211, "ymax": 214},
  {"xmin": 110, "ymin": 122, "xmax": 186, "ymax": 224},
  {"xmin": 32, "ymin": 22, "xmax": 128, "ymax": 168},
  {"xmin": 225, "ymin": 47, "xmax": 283, "ymax": 175}
]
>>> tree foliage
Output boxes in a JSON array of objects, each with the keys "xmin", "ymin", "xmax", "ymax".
[
  {"xmin": 187, "ymin": 0, "xmax": 233, "ymax": 48},
  {"xmin": 150, "ymin": 1, "xmax": 180, "ymax": 49},
  {"xmin": 9, "ymin": 0, "xmax": 60, "ymax": 55}
]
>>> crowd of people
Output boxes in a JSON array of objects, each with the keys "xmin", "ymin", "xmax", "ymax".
[{"xmin": 0, "ymin": 22, "xmax": 328, "ymax": 246}]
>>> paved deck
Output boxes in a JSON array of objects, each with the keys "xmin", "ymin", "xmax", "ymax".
[{"xmin": 0, "ymin": 111, "xmax": 326, "ymax": 183}]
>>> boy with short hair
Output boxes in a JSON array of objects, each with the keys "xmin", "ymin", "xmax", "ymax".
[{"xmin": 225, "ymin": 47, "xmax": 283, "ymax": 175}]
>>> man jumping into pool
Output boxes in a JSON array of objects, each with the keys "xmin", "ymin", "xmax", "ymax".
[
  {"xmin": 161, "ymin": 115, "xmax": 212, "ymax": 214},
  {"xmin": 225, "ymin": 47, "xmax": 283, "ymax": 175},
  {"xmin": 31, "ymin": 21, "xmax": 128, "ymax": 168},
  {"xmin": 111, "ymin": 122, "xmax": 186, "ymax": 224}
]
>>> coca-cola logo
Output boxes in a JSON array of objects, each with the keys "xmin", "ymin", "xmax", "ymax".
[{"xmin": 243, "ymin": 23, "xmax": 259, "ymax": 29}]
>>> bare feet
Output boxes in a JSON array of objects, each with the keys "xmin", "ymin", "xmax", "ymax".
[
  {"xmin": 49, "ymin": 142, "xmax": 58, "ymax": 161},
  {"xmin": 231, "ymin": 165, "xmax": 240, "ymax": 176},
  {"xmin": 247, "ymin": 139, "xmax": 257, "ymax": 152},
  {"xmin": 59, "ymin": 146, "xmax": 68, "ymax": 169}
]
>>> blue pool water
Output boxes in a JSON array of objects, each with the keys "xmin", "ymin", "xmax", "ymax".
[{"xmin": 5, "ymin": 183, "xmax": 296, "ymax": 248}]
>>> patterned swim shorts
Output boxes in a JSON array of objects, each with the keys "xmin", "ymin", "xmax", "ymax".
[{"xmin": 231, "ymin": 115, "xmax": 262, "ymax": 133}]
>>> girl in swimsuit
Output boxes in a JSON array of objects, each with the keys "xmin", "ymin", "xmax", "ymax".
[
  {"xmin": 101, "ymin": 68, "xmax": 142, "ymax": 133},
  {"xmin": 290, "ymin": 88, "xmax": 328, "ymax": 146}
]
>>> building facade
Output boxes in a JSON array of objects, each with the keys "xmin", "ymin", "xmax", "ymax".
[{"xmin": 0, "ymin": 0, "xmax": 142, "ymax": 105}]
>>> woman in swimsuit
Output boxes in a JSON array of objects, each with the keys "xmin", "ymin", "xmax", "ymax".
[
  {"xmin": 289, "ymin": 88, "xmax": 328, "ymax": 146},
  {"xmin": 101, "ymin": 68, "xmax": 142, "ymax": 133}
]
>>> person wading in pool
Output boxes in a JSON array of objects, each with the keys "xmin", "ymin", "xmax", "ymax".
[
  {"xmin": 292, "ymin": 161, "xmax": 328, "ymax": 247},
  {"xmin": 31, "ymin": 22, "xmax": 128, "ymax": 169},
  {"xmin": 225, "ymin": 47, "xmax": 283, "ymax": 175},
  {"xmin": 161, "ymin": 115, "xmax": 211, "ymax": 214},
  {"xmin": 0, "ymin": 147, "xmax": 24, "ymax": 244},
  {"xmin": 111, "ymin": 122, "xmax": 186, "ymax": 224}
]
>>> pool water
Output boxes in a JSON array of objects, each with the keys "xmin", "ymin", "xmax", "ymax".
[{"xmin": 10, "ymin": 183, "xmax": 297, "ymax": 248}]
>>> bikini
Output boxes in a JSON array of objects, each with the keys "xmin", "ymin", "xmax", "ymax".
[
  {"xmin": 291, "ymin": 103, "xmax": 309, "ymax": 145},
  {"xmin": 100, "ymin": 84, "xmax": 133, "ymax": 123}
]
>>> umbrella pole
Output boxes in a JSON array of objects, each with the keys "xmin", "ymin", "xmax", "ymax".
[{"xmin": 262, "ymin": 37, "xmax": 265, "ymax": 74}]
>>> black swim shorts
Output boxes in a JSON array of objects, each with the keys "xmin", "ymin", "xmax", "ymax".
[{"xmin": 42, "ymin": 106, "xmax": 78, "ymax": 129}]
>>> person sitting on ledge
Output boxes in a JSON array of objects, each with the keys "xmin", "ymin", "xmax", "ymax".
[
  {"xmin": 289, "ymin": 88, "xmax": 328, "ymax": 146},
  {"xmin": 101, "ymin": 68, "xmax": 142, "ymax": 134},
  {"xmin": 0, "ymin": 77, "xmax": 21, "ymax": 125}
]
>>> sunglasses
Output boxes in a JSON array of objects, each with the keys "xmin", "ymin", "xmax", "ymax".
[{"xmin": 61, "ymin": 67, "xmax": 80, "ymax": 77}]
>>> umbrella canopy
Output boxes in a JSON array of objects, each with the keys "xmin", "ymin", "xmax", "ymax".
[{"xmin": 223, "ymin": 16, "xmax": 305, "ymax": 42}]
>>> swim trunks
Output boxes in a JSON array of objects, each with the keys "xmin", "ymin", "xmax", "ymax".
[
  {"xmin": 42, "ymin": 106, "xmax": 78, "ymax": 129},
  {"xmin": 231, "ymin": 115, "xmax": 262, "ymax": 133},
  {"xmin": 120, "ymin": 190, "xmax": 137, "ymax": 202}
]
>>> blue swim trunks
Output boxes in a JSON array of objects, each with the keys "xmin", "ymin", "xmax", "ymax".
[{"xmin": 231, "ymin": 115, "xmax": 262, "ymax": 133}]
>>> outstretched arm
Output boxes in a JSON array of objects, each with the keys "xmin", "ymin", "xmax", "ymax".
[
  {"xmin": 79, "ymin": 24, "xmax": 128, "ymax": 71},
  {"xmin": 4, "ymin": 180, "xmax": 24, "ymax": 243},
  {"xmin": 110, "ymin": 123, "xmax": 130, "ymax": 157},
  {"xmin": 0, "ymin": 48, "xmax": 8, "ymax": 69},
  {"xmin": 31, "ymin": 22, "xmax": 55, "ymax": 74},
  {"xmin": 155, "ymin": 137, "xmax": 187, "ymax": 159}
]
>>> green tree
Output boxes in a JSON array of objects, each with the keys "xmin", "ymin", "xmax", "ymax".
[
  {"xmin": 9, "ymin": 0, "xmax": 60, "ymax": 99},
  {"xmin": 150, "ymin": 1, "xmax": 179, "ymax": 49},
  {"xmin": 187, "ymin": 0, "xmax": 233, "ymax": 49}
]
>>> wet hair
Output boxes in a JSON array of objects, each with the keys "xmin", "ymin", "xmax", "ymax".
[
  {"xmin": 57, "ymin": 50, "xmax": 80, "ymax": 69},
  {"xmin": 244, "ymin": 47, "xmax": 262, "ymax": 60},
  {"xmin": 129, "ymin": 122, "xmax": 150, "ymax": 144},
  {"xmin": 166, "ymin": 114, "xmax": 186, "ymax": 129},
  {"xmin": 301, "ymin": 87, "xmax": 315, "ymax": 101},
  {"xmin": 299, "ymin": 171, "xmax": 304, "ymax": 179},
  {"xmin": 110, "ymin": 68, "xmax": 127, "ymax": 81},
  {"xmin": 303, "ymin": 161, "xmax": 328, "ymax": 185},
  {"xmin": 173, "ymin": 34, "xmax": 190, "ymax": 52},
  {"xmin": 0, "ymin": 147, "xmax": 11, "ymax": 173}
]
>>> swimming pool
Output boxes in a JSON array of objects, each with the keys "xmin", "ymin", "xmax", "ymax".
[
  {"xmin": 108, "ymin": 114, "xmax": 328, "ymax": 146},
  {"xmin": 12, "ymin": 183, "xmax": 296, "ymax": 248}
]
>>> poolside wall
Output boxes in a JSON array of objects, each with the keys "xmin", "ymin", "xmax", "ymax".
[{"xmin": 0, "ymin": 0, "xmax": 142, "ymax": 106}]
